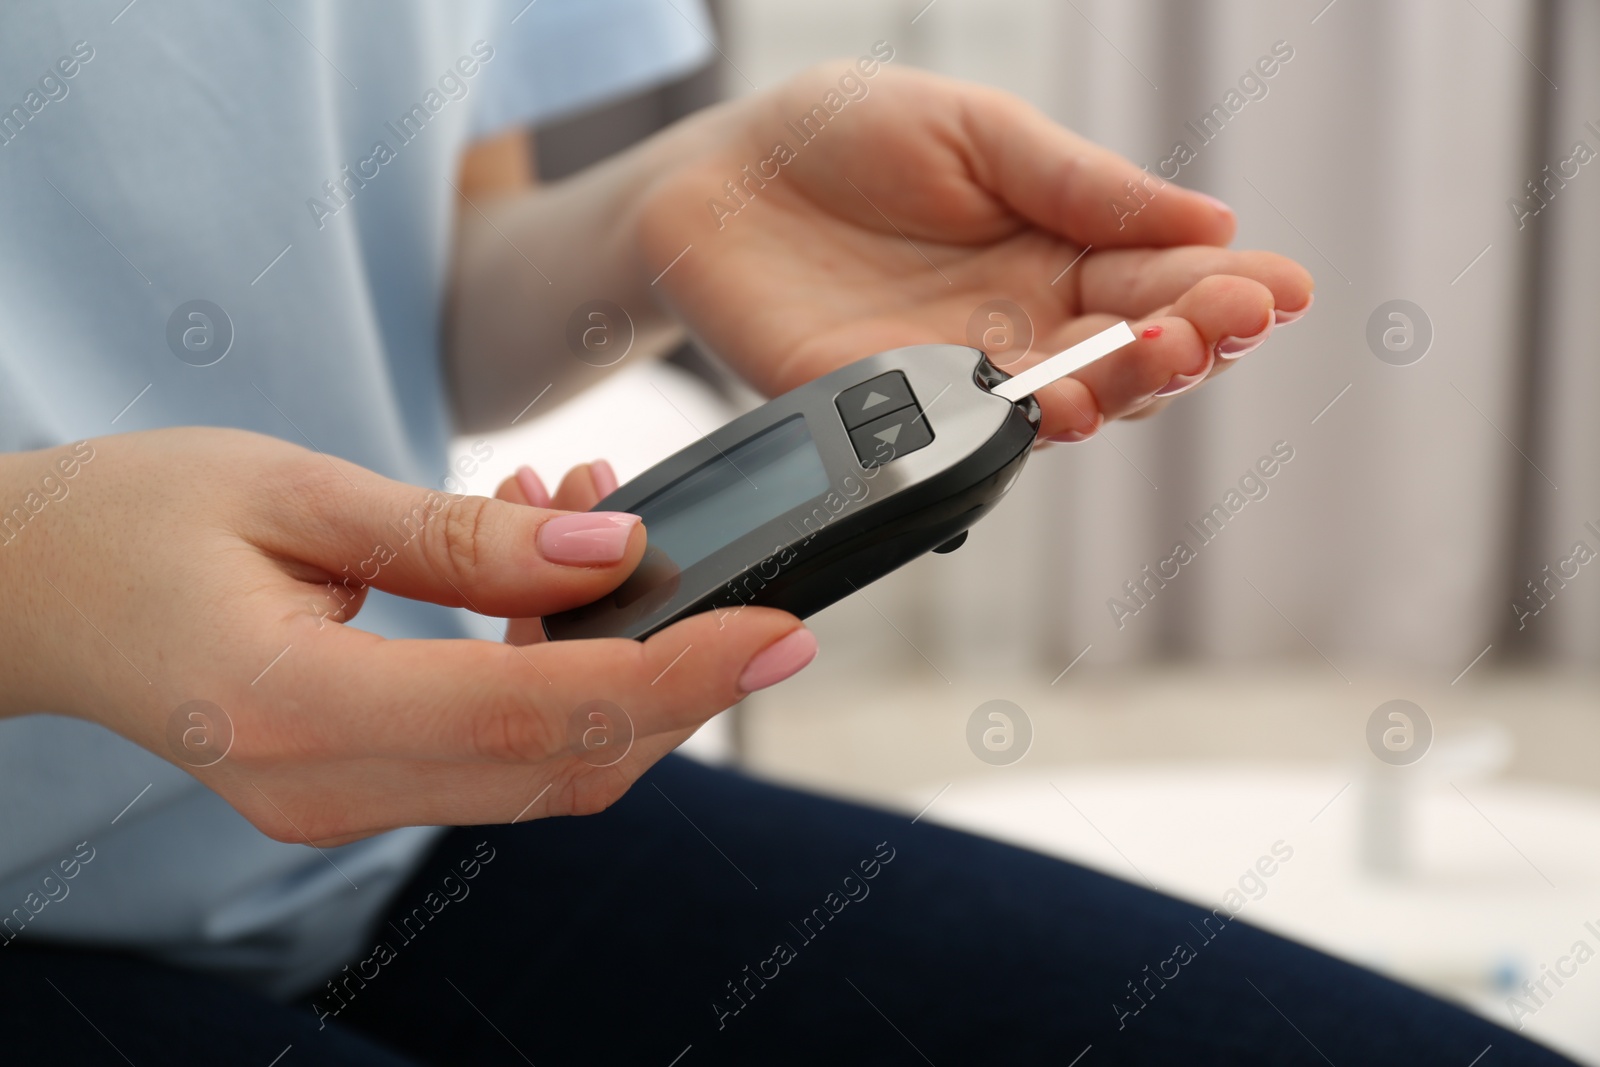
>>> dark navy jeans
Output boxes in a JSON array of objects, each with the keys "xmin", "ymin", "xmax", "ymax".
[{"xmin": 0, "ymin": 755, "xmax": 1576, "ymax": 1065}]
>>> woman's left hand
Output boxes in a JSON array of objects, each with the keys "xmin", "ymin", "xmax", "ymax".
[{"xmin": 636, "ymin": 61, "xmax": 1314, "ymax": 441}]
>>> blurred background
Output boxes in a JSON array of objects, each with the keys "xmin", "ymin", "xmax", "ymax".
[{"xmin": 456, "ymin": 0, "xmax": 1600, "ymax": 1058}]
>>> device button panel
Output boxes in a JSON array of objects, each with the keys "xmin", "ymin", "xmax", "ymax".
[
  {"xmin": 848, "ymin": 404, "xmax": 934, "ymax": 468},
  {"xmin": 835, "ymin": 371, "xmax": 917, "ymax": 430}
]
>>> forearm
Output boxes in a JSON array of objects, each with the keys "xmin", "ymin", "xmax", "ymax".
[{"xmin": 445, "ymin": 100, "xmax": 741, "ymax": 432}]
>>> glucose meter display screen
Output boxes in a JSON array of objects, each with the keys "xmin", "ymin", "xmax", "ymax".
[{"xmin": 631, "ymin": 415, "xmax": 830, "ymax": 573}]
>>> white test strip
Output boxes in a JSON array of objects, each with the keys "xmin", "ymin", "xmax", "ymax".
[{"xmin": 990, "ymin": 320, "xmax": 1137, "ymax": 402}]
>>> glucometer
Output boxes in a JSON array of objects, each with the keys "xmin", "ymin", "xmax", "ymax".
[{"xmin": 542, "ymin": 322, "xmax": 1138, "ymax": 641}]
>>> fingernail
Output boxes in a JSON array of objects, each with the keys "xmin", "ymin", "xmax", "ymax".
[
  {"xmin": 591, "ymin": 459, "xmax": 619, "ymax": 498},
  {"xmin": 738, "ymin": 628, "xmax": 818, "ymax": 693},
  {"xmin": 1216, "ymin": 319, "xmax": 1274, "ymax": 361},
  {"xmin": 515, "ymin": 465, "xmax": 552, "ymax": 508},
  {"xmin": 1152, "ymin": 339, "xmax": 1213, "ymax": 397},
  {"xmin": 539, "ymin": 512, "xmax": 640, "ymax": 565},
  {"xmin": 1197, "ymin": 192, "xmax": 1234, "ymax": 217},
  {"xmin": 1154, "ymin": 371, "xmax": 1206, "ymax": 398},
  {"xmin": 1046, "ymin": 411, "xmax": 1102, "ymax": 444},
  {"xmin": 1274, "ymin": 294, "xmax": 1314, "ymax": 326}
]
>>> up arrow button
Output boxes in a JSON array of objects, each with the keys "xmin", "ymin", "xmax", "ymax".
[{"xmin": 835, "ymin": 371, "xmax": 917, "ymax": 430}]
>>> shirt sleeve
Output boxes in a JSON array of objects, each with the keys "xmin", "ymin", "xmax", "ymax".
[{"xmin": 471, "ymin": 0, "xmax": 716, "ymax": 138}]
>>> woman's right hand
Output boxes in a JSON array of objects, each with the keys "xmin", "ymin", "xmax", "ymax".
[{"xmin": 0, "ymin": 428, "xmax": 815, "ymax": 846}]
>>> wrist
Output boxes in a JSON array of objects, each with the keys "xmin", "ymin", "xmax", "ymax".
[
  {"xmin": 624, "ymin": 96, "xmax": 755, "ymax": 309},
  {"xmin": 0, "ymin": 439, "xmax": 99, "ymax": 719},
  {"xmin": 446, "ymin": 99, "xmax": 751, "ymax": 430}
]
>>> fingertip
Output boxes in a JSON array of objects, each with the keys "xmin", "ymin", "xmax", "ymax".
[
  {"xmin": 1268, "ymin": 258, "xmax": 1316, "ymax": 323},
  {"xmin": 1275, "ymin": 291, "xmax": 1315, "ymax": 326},
  {"xmin": 515, "ymin": 465, "xmax": 552, "ymax": 508},
  {"xmin": 736, "ymin": 626, "xmax": 818, "ymax": 693},
  {"xmin": 1138, "ymin": 314, "xmax": 1213, "ymax": 393},
  {"xmin": 1185, "ymin": 189, "xmax": 1237, "ymax": 247},
  {"xmin": 592, "ymin": 459, "xmax": 619, "ymax": 498},
  {"xmin": 1169, "ymin": 275, "xmax": 1275, "ymax": 367},
  {"xmin": 553, "ymin": 465, "xmax": 604, "ymax": 511},
  {"xmin": 1038, "ymin": 375, "xmax": 1103, "ymax": 440},
  {"xmin": 1194, "ymin": 191, "xmax": 1234, "ymax": 218},
  {"xmin": 537, "ymin": 512, "xmax": 643, "ymax": 567},
  {"xmin": 637, "ymin": 606, "xmax": 809, "ymax": 716},
  {"xmin": 1086, "ymin": 170, "xmax": 1238, "ymax": 249}
]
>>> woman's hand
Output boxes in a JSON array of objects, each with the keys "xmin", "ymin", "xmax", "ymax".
[
  {"xmin": 637, "ymin": 62, "xmax": 1314, "ymax": 439},
  {"xmin": 0, "ymin": 429, "xmax": 814, "ymax": 846}
]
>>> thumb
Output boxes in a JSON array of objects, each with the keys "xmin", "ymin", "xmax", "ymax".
[
  {"xmin": 271, "ymin": 457, "xmax": 646, "ymax": 618},
  {"xmin": 966, "ymin": 90, "xmax": 1235, "ymax": 250}
]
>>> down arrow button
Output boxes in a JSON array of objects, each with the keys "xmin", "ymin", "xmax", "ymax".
[{"xmin": 848, "ymin": 404, "xmax": 933, "ymax": 467}]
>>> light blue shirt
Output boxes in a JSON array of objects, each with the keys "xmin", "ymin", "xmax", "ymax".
[{"xmin": 0, "ymin": 0, "xmax": 711, "ymax": 997}]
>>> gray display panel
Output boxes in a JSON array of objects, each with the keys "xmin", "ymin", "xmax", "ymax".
[{"xmin": 631, "ymin": 415, "xmax": 830, "ymax": 570}]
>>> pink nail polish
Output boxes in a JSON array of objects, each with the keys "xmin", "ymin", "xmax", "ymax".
[
  {"xmin": 539, "ymin": 512, "xmax": 640, "ymax": 565},
  {"xmin": 1216, "ymin": 319, "xmax": 1274, "ymax": 361},
  {"xmin": 1152, "ymin": 344, "xmax": 1214, "ymax": 397},
  {"xmin": 515, "ymin": 465, "xmax": 552, "ymax": 508},
  {"xmin": 1274, "ymin": 294, "xmax": 1314, "ymax": 326},
  {"xmin": 1154, "ymin": 371, "xmax": 1205, "ymax": 398},
  {"xmin": 737, "ymin": 628, "xmax": 818, "ymax": 692},
  {"xmin": 591, "ymin": 459, "xmax": 619, "ymax": 498}
]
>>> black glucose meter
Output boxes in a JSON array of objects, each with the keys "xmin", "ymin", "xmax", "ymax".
[{"xmin": 542, "ymin": 322, "xmax": 1136, "ymax": 641}]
